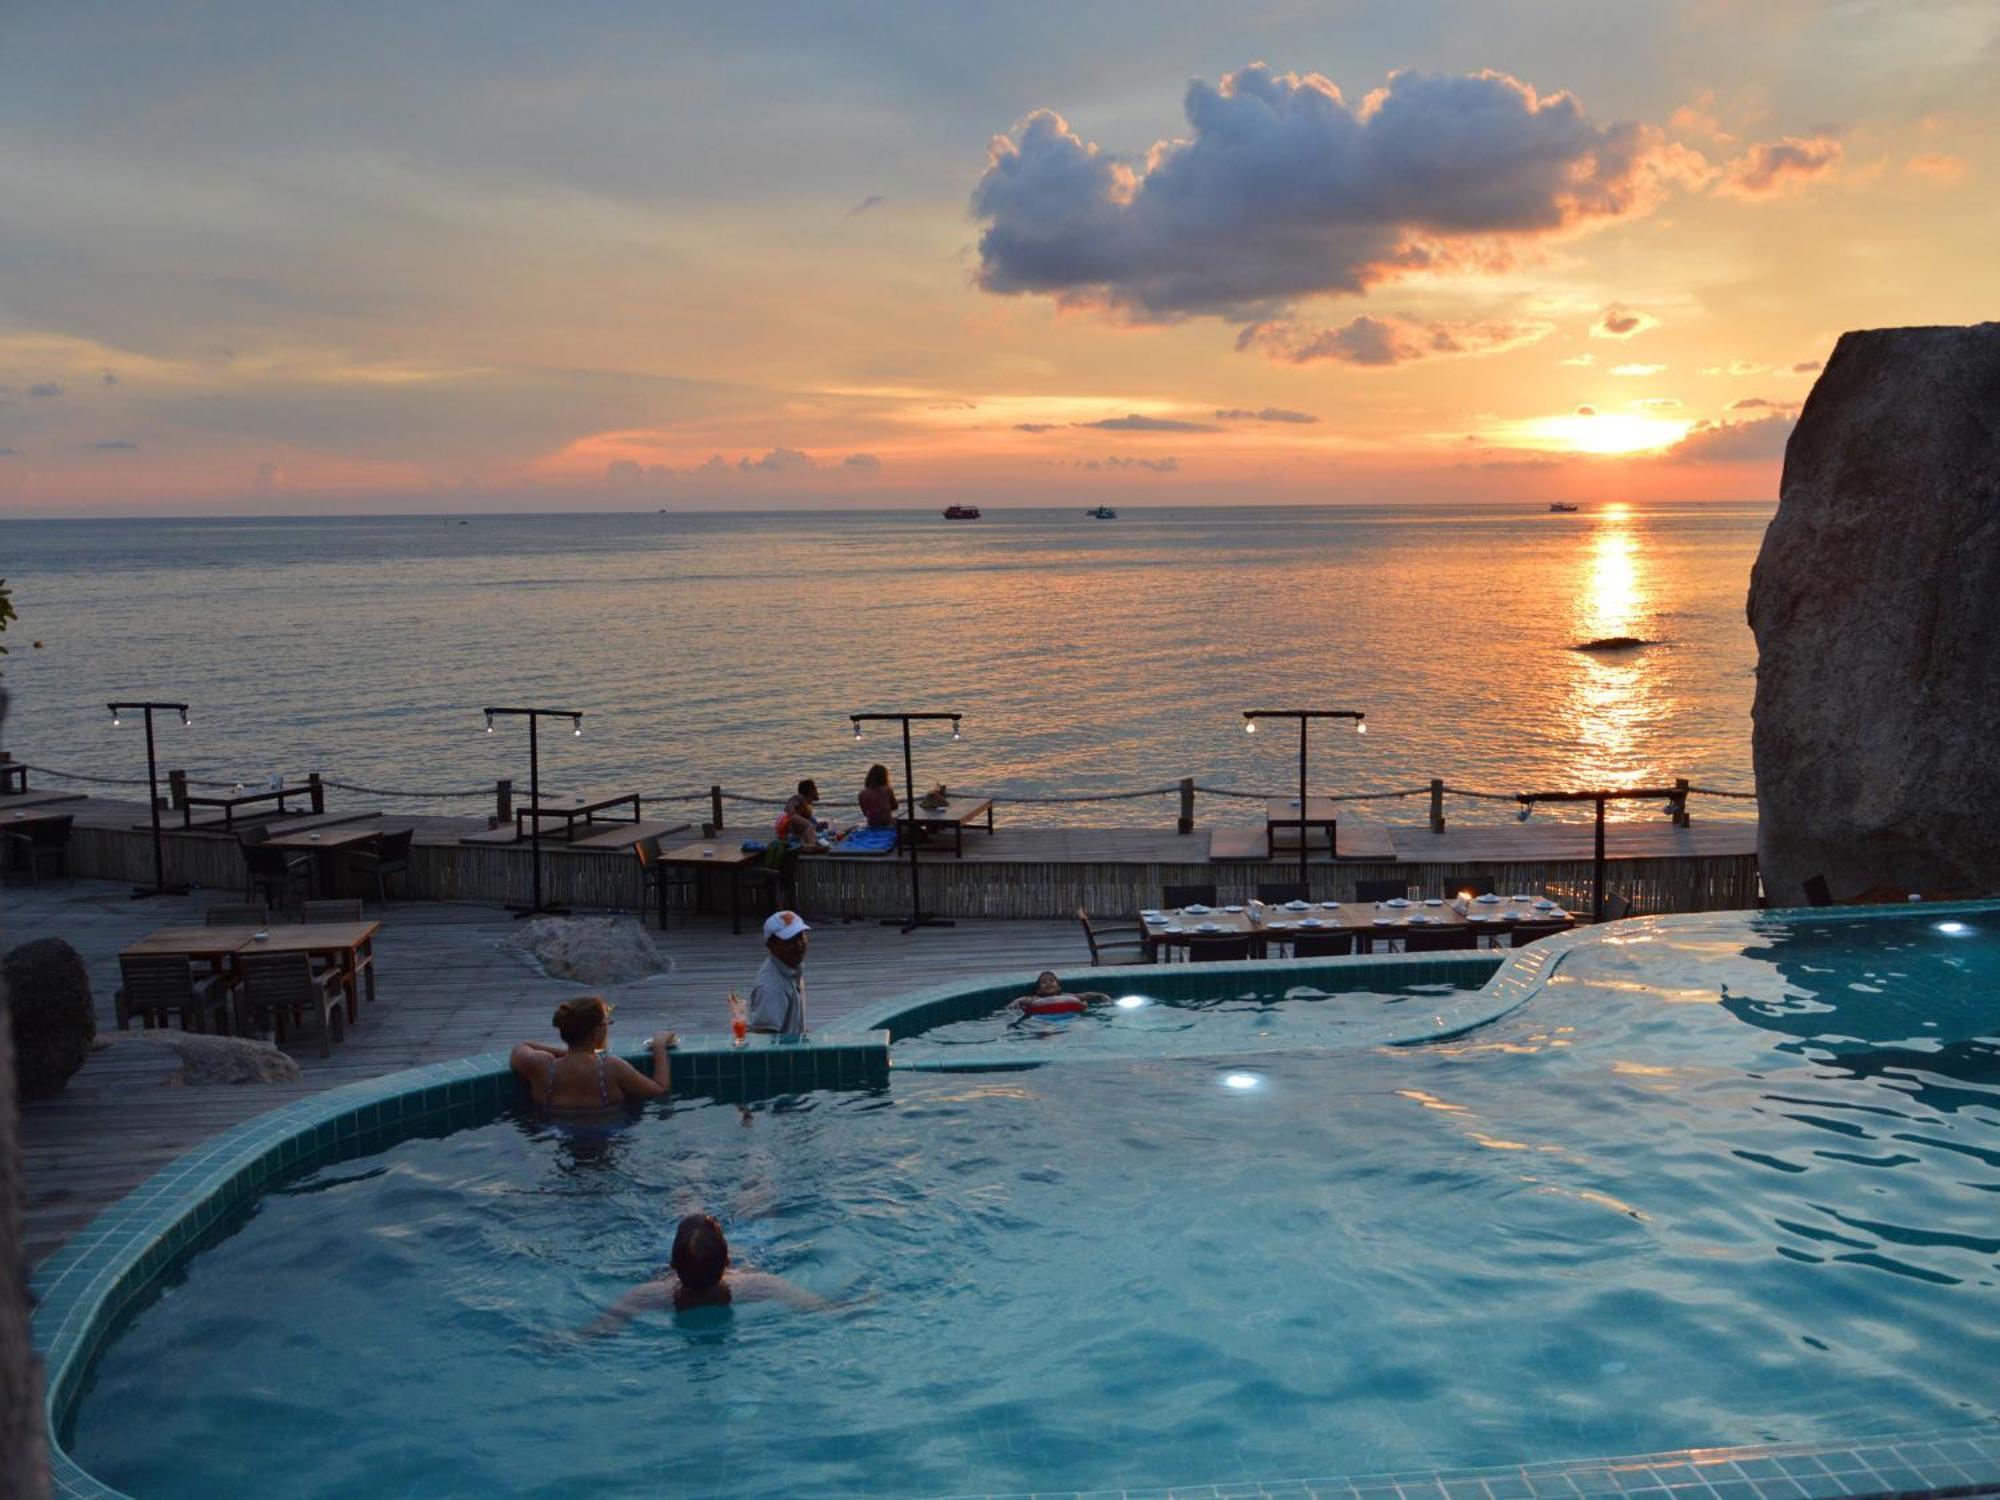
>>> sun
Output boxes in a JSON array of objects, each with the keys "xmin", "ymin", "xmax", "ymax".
[{"xmin": 1522, "ymin": 411, "xmax": 1692, "ymax": 456}]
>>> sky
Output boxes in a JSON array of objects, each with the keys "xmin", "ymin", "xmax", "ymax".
[{"xmin": 0, "ymin": 0, "xmax": 1994, "ymax": 514}]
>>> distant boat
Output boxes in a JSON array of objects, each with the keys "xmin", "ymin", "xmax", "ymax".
[
  {"xmin": 1085, "ymin": 505, "xmax": 1118, "ymax": 519},
  {"xmin": 943, "ymin": 505, "xmax": 982, "ymax": 520},
  {"xmin": 1548, "ymin": 502, "xmax": 1580, "ymax": 513}
]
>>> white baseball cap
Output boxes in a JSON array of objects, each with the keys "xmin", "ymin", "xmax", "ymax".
[{"xmin": 763, "ymin": 910, "xmax": 811, "ymax": 941}]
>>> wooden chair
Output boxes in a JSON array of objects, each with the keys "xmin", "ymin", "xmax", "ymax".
[
  {"xmin": 1354, "ymin": 878, "xmax": 1410, "ymax": 903},
  {"xmin": 298, "ymin": 900, "xmax": 374, "ymax": 1014},
  {"xmin": 236, "ymin": 951, "xmax": 346, "ymax": 1057},
  {"xmin": 1161, "ymin": 883, "xmax": 1218, "ymax": 909},
  {"xmin": 635, "ymin": 837, "xmax": 696, "ymax": 928},
  {"xmin": 1290, "ymin": 931, "xmax": 1355, "ymax": 958},
  {"xmin": 205, "ymin": 903, "xmax": 269, "ymax": 926},
  {"xmin": 345, "ymin": 828, "xmax": 414, "ymax": 904},
  {"xmin": 3, "ymin": 815, "xmax": 74, "ymax": 885},
  {"xmin": 1405, "ymin": 927, "xmax": 1482, "ymax": 953},
  {"xmin": 1256, "ymin": 881, "xmax": 1309, "ymax": 904},
  {"xmin": 242, "ymin": 840, "xmax": 312, "ymax": 908},
  {"xmin": 1076, "ymin": 907, "xmax": 1152, "ymax": 966},
  {"xmin": 1186, "ymin": 935, "xmax": 1254, "ymax": 963},
  {"xmin": 1440, "ymin": 874, "xmax": 1496, "ymax": 899},
  {"xmin": 1600, "ymin": 893, "xmax": 1633, "ymax": 922},
  {"xmin": 115, "ymin": 955, "xmax": 234, "ymax": 1033}
]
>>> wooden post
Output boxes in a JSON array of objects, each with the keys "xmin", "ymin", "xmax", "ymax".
[
  {"xmin": 167, "ymin": 768, "xmax": 188, "ymax": 811},
  {"xmin": 1177, "ymin": 777, "xmax": 1195, "ymax": 835},
  {"xmin": 494, "ymin": 778, "xmax": 513, "ymax": 828},
  {"xmin": 307, "ymin": 771, "xmax": 325, "ymax": 814},
  {"xmin": 710, "ymin": 784, "xmax": 725, "ymax": 832},
  {"xmin": 1429, "ymin": 778, "xmax": 1445, "ymax": 834},
  {"xmin": 1672, "ymin": 777, "xmax": 1691, "ymax": 827}
]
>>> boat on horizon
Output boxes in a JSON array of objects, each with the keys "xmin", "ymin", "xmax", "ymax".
[
  {"xmin": 943, "ymin": 504, "xmax": 982, "ymax": 519},
  {"xmin": 1085, "ymin": 505, "xmax": 1118, "ymax": 519},
  {"xmin": 1548, "ymin": 502, "xmax": 1580, "ymax": 513}
]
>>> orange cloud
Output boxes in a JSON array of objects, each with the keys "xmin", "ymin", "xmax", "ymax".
[
  {"xmin": 1717, "ymin": 135, "xmax": 1843, "ymax": 198},
  {"xmin": 1904, "ymin": 153, "xmax": 1967, "ymax": 183},
  {"xmin": 1238, "ymin": 314, "xmax": 1552, "ymax": 366}
]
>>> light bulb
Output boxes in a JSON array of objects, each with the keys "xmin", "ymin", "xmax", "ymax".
[
  {"xmin": 1517, "ymin": 805, "xmax": 1533, "ymax": 822},
  {"xmin": 852, "ymin": 722, "xmax": 862, "ymax": 741},
  {"xmin": 485, "ymin": 713, "xmax": 494, "ymax": 734},
  {"xmin": 573, "ymin": 718, "xmax": 583, "ymax": 738},
  {"xmin": 1355, "ymin": 720, "xmax": 1366, "ymax": 735},
  {"xmin": 181, "ymin": 712, "xmax": 191, "ymax": 727},
  {"xmin": 110, "ymin": 715, "xmax": 121, "ymax": 728},
  {"xmin": 951, "ymin": 723, "xmax": 962, "ymax": 742},
  {"xmin": 1244, "ymin": 720, "xmax": 1258, "ymax": 734}
]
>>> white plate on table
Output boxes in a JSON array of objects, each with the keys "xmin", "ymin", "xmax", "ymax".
[
  {"xmin": 1140, "ymin": 909, "xmax": 1163, "ymax": 918},
  {"xmin": 1143, "ymin": 914, "xmax": 1168, "ymax": 925},
  {"xmin": 1197, "ymin": 921, "xmax": 1222, "ymax": 933},
  {"xmin": 1183, "ymin": 903, "xmax": 1211, "ymax": 915},
  {"xmin": 1476, "ymin": 893, "xmax": 1503, "ymax": 904},
  {"xmin": 1512, "ymin": 893, "xmax": 1533, "ymax": 902},
  {"xmin": 1284, "ymin": 899, "xmax": 1310, "ymax": 911},
  {"xmin": 1533, "ymin": 899, "xmax": 1556, "ymax": 910},
  {"xmin": 1409, "ymin": 913, "xmax": 1436, "ymax": 925},
  {"xmin": 1424, "ymin": 898, "xmax": 1443, "ymax": 906},
  {"xmin": 1266, "ymin": 920, "xmax": 1294, "ymax": 932},
  {"xmin": 1372, "ymin": 916, "xmax": 1397, "ymax": 926},
  {"xmin": 1319, "ymin": 900, "xmax": 1341, "ymax": 909},
  {"xmin": 1468, "ymin": 913, "xmax": 1493, "ymax": 923},
  {"xmin": 1163, "ymin": 923, "xmax": 1184, "ymax": 933},
  {"xmin": 1385, "ymin": 898, "xmax": 1410, "ymax": 908},
  {"xmin": 1298, "ymin": 918, "xmax": 1325, "ymax": 929},
  {"xmin": 1223, "ymin": 904, "xmax": 1245, "ymax": 913},
  {"xmin": 1501, "ymin": 911, "xmax": 1522, "ymax": 921}
]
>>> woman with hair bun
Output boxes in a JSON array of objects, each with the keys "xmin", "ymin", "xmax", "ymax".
[{"xmin": 509, "ymin": 996, "xmax": 676, "ymax": 1118}]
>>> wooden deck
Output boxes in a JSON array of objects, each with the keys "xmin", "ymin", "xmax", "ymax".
[{"xmin": 7, "ymin": 877, "xmax": 1078, "ymax": 1267}]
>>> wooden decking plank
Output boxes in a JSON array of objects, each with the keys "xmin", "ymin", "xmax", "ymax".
[{"xmin": 568, "ymin": 818, "xmax": 691, "ymax": 850}]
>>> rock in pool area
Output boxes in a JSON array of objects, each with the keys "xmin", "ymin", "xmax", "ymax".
[{"xmin": 506, "ymin": 916, "xmax": 668, "ymax": 987}]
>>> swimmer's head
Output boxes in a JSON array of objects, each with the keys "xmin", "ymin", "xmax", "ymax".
[
  {"xmin": 552, "ymin": 995, "xmax": 611, "ymax": 1047},
  {"xmin": 1033, "ymin": 970, "xmax": 1062, "ymax": 997},
  {"xmin": 670, "ymin": 1213, "xmax": 729, "ymax": 1292}
]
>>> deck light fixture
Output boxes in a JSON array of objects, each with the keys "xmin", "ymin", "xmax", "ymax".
[
  {"xmin": 106, "ymin": 699, "xmax": 191, "ymax": 899},
  {"xmin": 482, "ymin": 705, "xmax": 587, "ymax": 919},
  {"xmin": 853, "ymin": 720, "xmax": 863, "ymax": 741},
  {"xmin": 1240, "ymin": 709, "xmax": 1368, "ymax": 889},
  {"xmin": 848, "ymin": 710, "xmax": 964, "ymax": 934},
  {"xmin": 1514, "ymin": 785, "xmax": 1684, "ymax": 921}
]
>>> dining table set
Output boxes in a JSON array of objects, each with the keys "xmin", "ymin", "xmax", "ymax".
[{"xmin": 1140, "ymin": 893, "xmax": 1575, "ymax": 958}]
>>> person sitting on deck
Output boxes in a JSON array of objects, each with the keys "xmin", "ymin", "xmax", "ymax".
[
  {"xmin": 857, "ymin": 764, "xmax": 899, "ymax": 830},
  {"xmin": 775, "ymin": 778, "xmax": 828, "ymax": 848},
  {"xmin": 583, "ymin": 1214, "xmax": 836, "ymax": 1333},
  {"xmin": 1008, "ymin": 970, "xmax": 1110, "ymax": 1018},
  {"xmin": 509, "ymin": 996, "xmax": 676, "ymax": 1118},
  {"xmin": 744, "ymin": 910, "xmax": 810, "ymax": 1035}
]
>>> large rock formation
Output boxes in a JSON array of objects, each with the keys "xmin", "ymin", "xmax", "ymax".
[
  {"xmin": 102, "ymin": 1031, "xmax": 303, "ymax": 1086},
  {"xmin": 507, "ymin": 917, "xmax": 667, "ymax": 987},
  {"xmin": 1749, "ymin": 322, "xmax": 2000, "ymax": 904}
]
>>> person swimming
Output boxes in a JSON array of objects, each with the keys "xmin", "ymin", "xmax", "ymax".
[
  {"xmin": 584, "ymin": 1213, "xmax": 839, "ymax": 1334},
  {"xmin": 509, "ymin": 996, "xmax": 676, "ymax": 1120},
  {"xmin": 1008, "ymin": 970, "xmax": 1110, "ymax": 1017}
]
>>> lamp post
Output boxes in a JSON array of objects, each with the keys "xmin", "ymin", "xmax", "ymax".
[
  {"xmin": 1514, "ymin": 785, "xmax": 1682, "ymax": 921},
  {"xmin": 850, "ymin": 711, "xmax": 961, "ymax": 934},
  {"xmin": 1242, "ymin": 709, "xmax": 1366, "ymax": 889},
  {"xmin": 107, "ymin": 700, "xmax": 190, "ymax": 898},
  {"xmin": 483, "ymin": 705, "xmax": 583, "ymax": 918}
]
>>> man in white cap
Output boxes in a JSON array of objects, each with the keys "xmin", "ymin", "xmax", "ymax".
[{"xmin": 745, "ymin": 910, "xmax": 811, "ymax": 1035}]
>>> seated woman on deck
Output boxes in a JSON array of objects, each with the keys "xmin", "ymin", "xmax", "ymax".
[
  {"xmin": 857, "ymin": 763, "xmax": 899, "ymax": 830},
  {"xmin": 510, "ymin": 996, "xmax": 676, "ymax": 1119}
]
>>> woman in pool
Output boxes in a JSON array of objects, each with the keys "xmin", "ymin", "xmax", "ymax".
[
  {"xmin": 1008, "ymin": 970, "xmax": 1110, "ymax": 1017},
  {"xmin": 509, "ymin": 996, "xmax": 676, "ymax": 1118},
  {"xmin": 585, "ymin": 1214, "xmax": 834, "ymax": 1333}
]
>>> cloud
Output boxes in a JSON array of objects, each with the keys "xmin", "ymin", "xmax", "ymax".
[
  {"xmin": 844, "ymin": 193, "xmax": 888, "ymax": 217},
  {"xmin": 28, "ymin": 382, "xmax": 63, "ymax": 398},
  {"xmin": 0, "ymin": 448, "xmax": 17, "ymax": 457},
  {"xmin": 1470, "ymin": 456, "xmax": 1564, "ymax": 470},
  {"xmin": 1634, "ymin": 397, "xmax": 1682, "ymax": 409},
  {"xmin": 1013, "ymin": 422, "xmax": 1059, "ymax": 432},
  {"xmin": 1790, "ymin": 360, "xmax": 1822, "ymax": 374},
  {"xmin": 1214, "ymin": 406, "xmax": 1319, "ymax": 424},
  {"xmin": 971, "ymin": 63, "xmax": 1698, "ymax": 321},
  {"xmin": 1558, "ymin": 353, "xmax": 1595, "ymax": 366},
  {"xmin": 1717, "ymin": 134, "xmax": 1842, "ymax": 198},
  {"xmin": 1592, "ymin": 304, "xmax": 1657, "ymax": 339},
  {"xmin": 1729, "ymin": 397, "xmax": 1779, "ymax": 410},
  {"xmin": 1610, "ymin": 362, "xmax": 1666, "ymax": 376},
  {"xmin": 1701, "ymin": 359, "xmax": 1768, "ymax": 376},
  {"xmin": 1904, "ymin": 153, "xmax": 1967, "ymax": 184},
  {"xmin": 102, "ymin": 370, "xmax": 120, "ymax": 386},
  {"xmin": 841, "ymin": 452, "xmax": 881, "ymax": 474},
  {"xmin": 604, "ymin": 445, "xmax": 885, "ymax": 489},
  {"xmin": 1575, "ymin": 405, "xmax": 1597, "ymax": 416},
  {"xmin": 1078, "ymin": 413, "xmax": 1218, "ymax": 432},
  {"xmin": 1660, "ymin": 413, "xmax": 1792, "ymax": 462},
  {"xmin": 1238, "ymin": 313, "xmax": 1551, "ymax": 366},
  {"xmin": 91, "ymin": 439, "xmax": 139, "ymax": 450},
  {"xmin": 1078, "ymin": 455, "xmax": 1179, "ymax": 472}
]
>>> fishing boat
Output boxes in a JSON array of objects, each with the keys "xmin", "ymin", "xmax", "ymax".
[
  {"xmin": 1548, "ymin": 502, "xmax": 1580, "ymax": 513},
  {"xmin": 942, "ymin": 504, "xmax": 982, "ymax": 520},
  {"xmin": 1086, "ymin": 505, "xmax": 1118, "ymax": 519}
]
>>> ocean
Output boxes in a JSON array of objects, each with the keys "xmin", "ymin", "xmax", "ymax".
[{"xmin": 0, "ymin": 503, "xmax": 1770, "ymax": 827}]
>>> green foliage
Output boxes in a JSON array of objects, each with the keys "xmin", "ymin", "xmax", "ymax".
[{"xmin": 5, "ymin": 937, "xmax": 96, "ymax": 1101}]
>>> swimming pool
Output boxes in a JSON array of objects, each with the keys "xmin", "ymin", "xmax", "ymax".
[{"xmin": 39, "ymin": 904, "xmax": 2000, "ymax": 1498}]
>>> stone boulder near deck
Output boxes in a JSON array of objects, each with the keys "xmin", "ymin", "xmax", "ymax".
[
  {"xmin": 104, "ymin": 1031, "xmax": 303, "ymax": 1086},
  {"xmin": 1748, "ymin": 322, "xmax": 2000, "ymax": 904},
  {"xmin": 509, "ymin": 917, "xmax": 667, "ymax": 987}
]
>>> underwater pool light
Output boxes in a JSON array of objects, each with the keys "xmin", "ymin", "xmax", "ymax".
[
  {"xmin": 1221, "ymin": 1071, "xmax": 1262, "ymax": 1091},
  {"xmin": 1114, "ymin": 995, "xmax": 1149, "ymax": 1009},
  {"xmin": 1934, "ymin": 921, "xmax": 1972, "ymax": 936}
]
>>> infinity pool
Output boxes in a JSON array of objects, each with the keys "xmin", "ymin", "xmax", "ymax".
[{"xmin": 61, "ymin": 907, "xmax": 2000, "ymax": 1498}]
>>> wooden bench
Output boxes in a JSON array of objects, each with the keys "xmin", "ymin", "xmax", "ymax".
[{"xmin": 908, "ymin": 798, "xmax": 994, "ymax": 858}]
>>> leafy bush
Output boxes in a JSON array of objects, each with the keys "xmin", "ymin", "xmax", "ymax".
[{"xmin": 5, "ymin": 937, "xmax": 94, "ymax": 1101}]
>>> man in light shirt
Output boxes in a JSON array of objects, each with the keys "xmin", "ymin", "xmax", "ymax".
[{"xmin": 744, "ymin": 910, "xmax": 810, "ymax": 1035}]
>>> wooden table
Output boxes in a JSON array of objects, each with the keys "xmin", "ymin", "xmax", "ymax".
[
  {"xmin": 1266, "ymin": 796, "xmax": 1340, "ymax": 858},
  {"xmin": 121, "ymin": 922, "xmax": 381, "ymax": 1023},
  {"xmin": 182, "ymin": 785, "xmax": 312, "ymax": 830},
  {"xmin": 264, "ymin": 823, "xmax": 383, "ymax": 897},
  {"xmin": 517, "ymin": 791, "xmax": 642, "ymax": 842},
  {"xmin": 909, "ymin": 798, "xmax": 995, "ymax": 858},
  {"xmin": 1141, "ymin": 900, "xmax": 1574, "ymax": 958},
  {"xmin": 655, "ymin": 839, "xmax": 768, "ymax": 934}
]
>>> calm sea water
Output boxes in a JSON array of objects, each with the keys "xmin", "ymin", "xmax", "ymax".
[{"xmin": 0, "ymin": 504, "xmax": 1769, "ymax": 826}]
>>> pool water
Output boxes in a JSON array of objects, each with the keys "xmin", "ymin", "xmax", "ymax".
[
  {"xmin": 68, "ymin": 909, "xmax": 2000, "ymax": 1499},
  {"xmin": 894, "ymin": 974, "xmax": 1491, "ymax": 1060}
]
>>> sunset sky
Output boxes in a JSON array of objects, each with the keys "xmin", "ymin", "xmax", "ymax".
[{"xmin": 1, "ymin": 1, "xmax": 1994, "ymax": 514}]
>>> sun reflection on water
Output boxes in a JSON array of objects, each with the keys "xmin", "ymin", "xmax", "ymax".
[{"xmin": 1566, "ymin": 504, "xmax": 1664, "ymax": 789}]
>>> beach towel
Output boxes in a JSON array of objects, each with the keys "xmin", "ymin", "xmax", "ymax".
[{"xmin": 827, "ymin": 825, "xmax": 898, "ymax": 857}]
